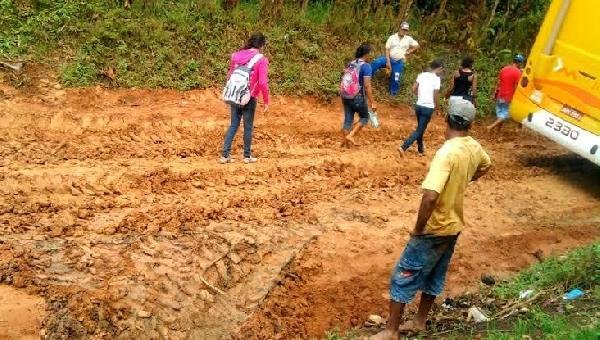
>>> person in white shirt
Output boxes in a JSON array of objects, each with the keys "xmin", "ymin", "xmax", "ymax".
[
  {"xmin": 371, "ymin": 21, "xmax": 419, "ymax": 96},
  {"xmin": 399, "ymin": 59, "xmax": 444, "ymax": 157}
]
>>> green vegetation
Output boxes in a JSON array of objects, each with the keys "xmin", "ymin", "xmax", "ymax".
[
  {"xmin": 1, "ymin": 0, "xmax": 549, "ymax": 111},
  {"xmin": 483, "ymin": 243, "xmax": 600, "ymax": 339},
  {"xmin": 485, "ymin": 309, "xmax": 599, "ymax": 340},
  {"xmin": 494, "ymin": 243, "xmax": 599, "ymax": 300},
  {"xmin": 325, "ymin": 328, "xmax": 360, "ymax": 340}
]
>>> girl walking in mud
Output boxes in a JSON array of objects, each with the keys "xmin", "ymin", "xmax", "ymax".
[
  {"xmin": 445, "ymin": 56, "xmax": 477, "ymax": 105},
  {"xmin": 340, "ymin": 43, "xmax": 377, "ymax": 147},
  {"xmin": 220, "ymin": 32, "xmax": 270, "ymax": 164}
]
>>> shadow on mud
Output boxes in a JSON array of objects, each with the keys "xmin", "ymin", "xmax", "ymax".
[{"xmin": 519, "ymin": 153, "xmax": 600, "ymax": 198}]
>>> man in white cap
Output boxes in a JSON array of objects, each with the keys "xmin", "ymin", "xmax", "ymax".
[
  {"xmin": 371, "ymin": 21, "xmax": 419, "ymax": 96},
  {"xmin": 371, "ymin": 99, "xmax": 492, "ymax": 339}
]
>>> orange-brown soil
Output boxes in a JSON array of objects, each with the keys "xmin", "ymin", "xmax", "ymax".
[{"xmin": 0, "ymin": 77, "xmax": 598, "ymax": 339}]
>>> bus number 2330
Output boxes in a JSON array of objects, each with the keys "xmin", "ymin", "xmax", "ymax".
[{"xmin": 545, "ymin": 117, "xmax": 580, "ymax": 140}]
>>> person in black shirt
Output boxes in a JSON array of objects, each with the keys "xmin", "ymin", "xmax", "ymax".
[{"xmin": 445, "ymin": 56, "xmax": 477, "ymax": 107}]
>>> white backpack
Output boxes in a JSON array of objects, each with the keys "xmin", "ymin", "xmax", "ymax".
[{"xmin": 222, "ymin": 53, "xmax": 263, "ymax": 106}]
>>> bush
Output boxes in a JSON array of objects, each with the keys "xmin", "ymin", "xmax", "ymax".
[
  {"xmin": 0, "ymin": 0, "xmax": 550, "ymax": 113},
  {"xmin": 494, "ymin": 243, "xmax": 600, "ymax": 299}
]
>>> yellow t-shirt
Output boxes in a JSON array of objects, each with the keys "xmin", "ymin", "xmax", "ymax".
[{"xmin": 421, "ymin": 136, "xmax": 491, "ymax": 236}]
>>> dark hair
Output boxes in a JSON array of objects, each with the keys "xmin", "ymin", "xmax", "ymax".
[
  {"xmin": 461, "ymin": 56, "xmax": 474, "ymax": 69},
  {"xmin": 355, "ymin": 43, "xmax": 373, "ymax": 59},
  {"xmin": 447, "ymin": 114, "xmax": 471, "ymax": 131},
  {"xmin": 430, "ymin": 59, "xmax": 444, "ymax": 70},
  {"xmin": 244, "ymin": 32, "xmax": 266, "ymax": 49}
]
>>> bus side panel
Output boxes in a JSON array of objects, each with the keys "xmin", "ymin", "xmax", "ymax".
[{"xmin": 511, "ymin": 0, "xmax": 600, "ymax": 165}]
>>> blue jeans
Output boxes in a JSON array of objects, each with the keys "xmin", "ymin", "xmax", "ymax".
[
  {"xmin": 390, "ymin": 235, "xmax": 458, "ymax": 303},
  {"xmin": 222, "ymin": 98, "xmax": 256, "ymax": 158},
  {"xmin": 371, "ymin": 55, "xmax": 405, "ymax": 96},
  {"xmin": 401, "ymin": 105, "xmax": 434, "ymax": 153},
  {"xmin": 342, "ymin": 96, "xmax": 369, "ymax": 131}
]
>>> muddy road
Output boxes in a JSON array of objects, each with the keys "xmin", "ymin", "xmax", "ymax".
[{"xmin": 0, "ymin": 78, "xmax": 598, "ymax": 339}]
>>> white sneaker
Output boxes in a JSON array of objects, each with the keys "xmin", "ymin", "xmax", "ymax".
[
  {"xmin": 219, "ymin": 157, "xmax": 234, "ymax": 164},
  {"xmin": 243, "ymin": 157, "xmax": 257, "ymax": 164}
]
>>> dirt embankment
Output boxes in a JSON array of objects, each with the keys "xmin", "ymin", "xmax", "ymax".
[{"xmin": 0, "ymin": 78, "xmax": 598, "ymax": 339}]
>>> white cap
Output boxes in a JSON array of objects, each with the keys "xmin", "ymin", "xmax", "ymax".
[{"xmin": 400, "ymin": 22, "xmax": 410, "ymax": 30}]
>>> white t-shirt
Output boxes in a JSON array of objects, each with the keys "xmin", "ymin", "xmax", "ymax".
[
  {"xmin": 385, "ymin": 33, "xmax": 419, "ymax": 61},
  {"xmin": 416, "ymin": 72, "xmax": 441, "ymax": 109}
]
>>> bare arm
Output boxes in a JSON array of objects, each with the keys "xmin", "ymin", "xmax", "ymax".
[
  {"xmin": 492, "ymin": 78, "xmax": 500, "ymax": 100},
  {"xmin": 405, "ymin": 44, "xmax": 419, "ymax": 57},
  {"xmin": 472, "ymin": 149, "xmax": 492, "ymax": 181},
  {"xmin": 445, "ymin": 71, "xmax": 458, "ymax": 99},
  {"xmin": 472, "ymin": 164, "xmax": 491, "ymax": 182},
  {"xmin": 405, "ymin": 38, "xmax": 420, "ymax": 57},
  {"xmin": 385, "ymin": 48, "xmax": 391, "ymax": 68},
  {"xmin": 364, "ymin": 77, "xmax": 376, "ymax": 110},
  {"xmin": 412, "ymin": 81, "xmax": 419, "ymax": 95},
  {"xmin": 411, "ymin": 189, "xmax": 439, "ymax": 235},
  {"xmin": 471, "ymin": 73, "xmax": 478, "ymax": 107},
  {"xmin": 471, "ymin": 73, "xmax": 478, "ymax": 98},
  {"xmin": 434, "ymin": 89, "xmax": 440, "ymax": 111}
]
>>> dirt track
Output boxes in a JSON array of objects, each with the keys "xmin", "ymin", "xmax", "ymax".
[{"xmin": 0, "ymin": 77, "xmax": 599, "ymax": 339}]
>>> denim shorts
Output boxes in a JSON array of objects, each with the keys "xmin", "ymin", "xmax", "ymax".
[
  {"xmin": 342, "ymin": 96, "xmax": 369, "ymax": 131},
  {"xmin": 389, "ymin": 235, "xmax": 458, "ymax": 304},
  {"xmin": 495, "ymin": 99, "xmax": 510, "ymax": 120}
]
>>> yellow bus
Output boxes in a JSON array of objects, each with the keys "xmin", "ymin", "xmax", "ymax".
[{"xmin": 510, "ymin": 0, "xmax": 600, "ymax": 166}]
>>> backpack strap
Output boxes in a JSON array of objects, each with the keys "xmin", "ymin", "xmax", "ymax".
[
  {"xmin": 247, "ymin": 53, "xmax": 264, "ymax": 69},
  {"xmin": 350, "ymin": 59, "xmax": 364, "ymax": 68},
  {"xmin": 354, "ymin": 59, "xmax": 366, "ymax": 96}
]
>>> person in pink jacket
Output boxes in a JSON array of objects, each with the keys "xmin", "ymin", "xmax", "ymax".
[{"xmin": 220, "ymin": 32, "xmax": 270, "ymax": 164}]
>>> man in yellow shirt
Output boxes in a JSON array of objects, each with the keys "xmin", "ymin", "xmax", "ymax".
[{"xmin": 372, "ymin": 99, "xmax": 492, "ymax": 339}]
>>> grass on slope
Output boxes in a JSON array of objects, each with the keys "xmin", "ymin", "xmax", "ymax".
[{"xmin": 1, "ymin": 0, "xmax": 532, "ymax": 113}]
